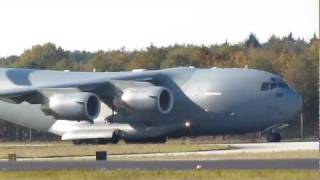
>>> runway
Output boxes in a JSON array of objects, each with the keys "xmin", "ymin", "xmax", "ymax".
[
  {"xmin": 0, "ymin": 159, "xmax": 318, "ymax": 170},
  {"xmin": 3, "ymin": 141, "xmax": 316, "ymax": 162},
  {"xmin": 112, "ymin": 142, "xmax": 318, "ymax": 158},
  {"xmin": 0, "ymin": 142, "xmax": 318, "ymax": 170}
]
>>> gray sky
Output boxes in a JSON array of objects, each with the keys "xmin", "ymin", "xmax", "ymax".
[{"xmin": 0, "ymin": 0, "xmax": 318, "ymax": 57}]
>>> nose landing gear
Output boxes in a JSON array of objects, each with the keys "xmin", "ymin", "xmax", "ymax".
[
  {"xmin": 266, "ymin": 132, "xmax": 281, "ymax": 142},
  {"xmin": 263, "ymin": 123, "xmax": 288, "ymax": 142}
]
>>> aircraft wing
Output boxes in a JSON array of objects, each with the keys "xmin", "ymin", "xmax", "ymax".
[
  {"xmin": 0, "ymin": 72, "xmax": 170, "ymax": 124},
  {"xmin": 0, "ymin": 77, "xmax": 155, "ymax": 104},
  {"xmin": 0, "ymin": 87, "xmax": 36, "ymax": 97}
]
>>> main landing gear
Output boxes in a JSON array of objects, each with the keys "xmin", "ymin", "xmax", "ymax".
[
  {"xmin": 124, "ymin": 137, "xmax": 167, "ymax": 144},
  {"xmin": 72, "ymin": 137, "xmax": 119, "ymax": 145}
]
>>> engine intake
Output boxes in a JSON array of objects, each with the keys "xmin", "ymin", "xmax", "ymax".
[
  {"xmin": 120, "ymin": 86, "xmax": 174, "ymax": 114},
  {"xmin": 41, "ymin": 92, "xmax": 101, "ymax": 122}
]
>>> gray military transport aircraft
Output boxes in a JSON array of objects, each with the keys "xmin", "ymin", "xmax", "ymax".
[{"xmin": 0, "ymin": 67, "xmax": 302, "ymax": 144}]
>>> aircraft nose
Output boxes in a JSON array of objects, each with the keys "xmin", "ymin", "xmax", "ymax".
[{"xmin": 290, "ymin": 90, "xmax": 303, "ymax": 115}]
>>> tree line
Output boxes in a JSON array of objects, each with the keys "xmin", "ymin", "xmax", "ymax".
[{"xmin": 0, "ymin": 33, "xmax": 318, "ymax": 139}]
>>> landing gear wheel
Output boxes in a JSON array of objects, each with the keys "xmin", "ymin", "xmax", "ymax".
[
  {"xmin": 267, "ymin": 132, "xmax": 281, "ymax": 142},
  {"xmin": 110, "ymin": 131, "xmax": 120, "ymax": 144},
  {"xmin": 110, "ymin": 136, "xmax": 120, "ymax": 144},
  {"xmin": 72, "ymin": 136, "xmax": 119, "ymax": 145},
  {"xmin": 94, "ymin": 138, "xmax": 119, "ymax": 145},
  {"xmin": 94, "ymin": 132, "xmax": 120, "ymax": 144}
]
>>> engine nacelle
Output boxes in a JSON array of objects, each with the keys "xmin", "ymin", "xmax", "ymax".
[
  {"xmin": 119, "ymin": 86, "xmax": 174, "ymax": 114},
  {"xmin": 41, "ymin": 92, "xmax": 101, "ymax": 122}
]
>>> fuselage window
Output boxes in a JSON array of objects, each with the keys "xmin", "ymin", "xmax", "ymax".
[{"xmin": 261, "ymin": 82, "xmax": 269, "ymax": 91}]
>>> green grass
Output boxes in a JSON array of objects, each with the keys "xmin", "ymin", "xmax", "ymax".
[
  {"xmin": 0, "ymin": 170, "xmax": 318, "ymax": 180},
  {"xmin": 0, "ymin": 142, "xmax": 229, "ymax": 159}
]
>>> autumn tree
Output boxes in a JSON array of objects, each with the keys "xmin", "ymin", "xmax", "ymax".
[
  {"xmin": 14, "ymin": 43, "xmax": 67, "ymax": 69},
  {"xmin": 245, "ymin": 33, "xmax": 261, "ymax": 49}
]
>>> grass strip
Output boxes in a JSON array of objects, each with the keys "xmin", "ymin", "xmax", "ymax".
[{"xmin": 0, "ymin": 170, "xmax": 319, "ymax": 180}]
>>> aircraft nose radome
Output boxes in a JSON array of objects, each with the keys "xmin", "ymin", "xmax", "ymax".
[{"xmin": 291, "ymin": 90, "xmax": 303, "ymax": 115}]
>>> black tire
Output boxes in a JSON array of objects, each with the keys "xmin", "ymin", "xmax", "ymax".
[
  {"xmin": 96, "ymin": 132, "xmax": 120, "ymax": 144},
  {"xmin": 93, "ymin": 137, "xmax": 119, "ymax": 145},
  {"xmin": 267, "ymin": 132, "xmax": 281, "ymax": 142},
  {"xmin": 110, "ymin": 136, "xmax": 120, "ymax": 144},
  {"xmin": 110, "ymin": 131, "xmax": 120, "ymax": 144}
]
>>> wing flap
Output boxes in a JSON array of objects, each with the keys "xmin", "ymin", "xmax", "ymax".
[{"xmin": 0, "ymin": 87, "xmax": 37, "ymax": 103}]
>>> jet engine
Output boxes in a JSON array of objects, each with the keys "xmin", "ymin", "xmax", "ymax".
[
  {"xmin": 41, "ymin": 92, "xmax": 101, "ymax": 122},
  {"xmin": 119, "ymin": 86, "xmax": 174, "ymax": 114}
]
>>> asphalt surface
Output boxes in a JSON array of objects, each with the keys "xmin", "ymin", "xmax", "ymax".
[
  {"xmin": 0, "ymin": 142, "xmax": 318, "ymax": 170},
  {"xmin": 0, "ymin": 159, "xmax": 318, "ymax": 171},
  {"xmin": 112, "ymin": 142, "xmax": 318, "ymax": 158},
  {"xmin": 2, "ymin": 141, "xmax": 316, "ymax": 162}
]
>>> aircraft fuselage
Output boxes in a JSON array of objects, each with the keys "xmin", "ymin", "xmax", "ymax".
[{"xmin": 0, "ymin": 67, "xmax": 302, "ymax": 141}]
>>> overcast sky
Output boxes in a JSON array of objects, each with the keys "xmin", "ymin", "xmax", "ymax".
[{"xmin": 0, "ymin": 0, "xmax": 318, "ymax": 57}]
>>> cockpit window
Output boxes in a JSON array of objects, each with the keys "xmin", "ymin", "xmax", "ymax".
[
  {"xmin": 261, "ymin": 82, "xmax": 269, "ymax": 91},
  {"xmin": 261, "ymin": 81, "xmax": 289, "ymax": 91},
  {"xmin": 278, "ymin": 82, "xmax": 289, "ymax": 89},
  {"xmin": 270, "ymin": 82, "xmax": 277, "ymax": 89}
]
